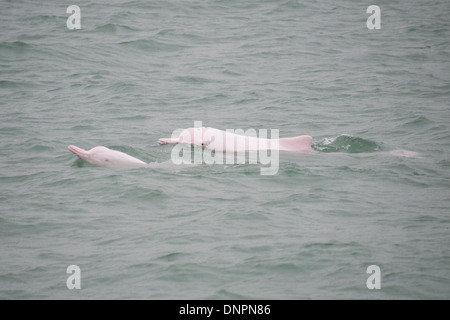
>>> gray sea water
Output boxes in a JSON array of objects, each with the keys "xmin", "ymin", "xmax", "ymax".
[{"xmin": 1, "ymin": 0, "xmax": 449, "ymax": 299}]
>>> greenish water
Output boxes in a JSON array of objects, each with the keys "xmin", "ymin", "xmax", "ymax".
[{"xmin": 0, "ymin": 0, "xmax": 449, "ymax": 299}]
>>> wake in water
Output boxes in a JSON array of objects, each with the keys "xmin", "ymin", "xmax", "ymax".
[
  {"xmin": 312, "ymin": 134, "xmax": 419, "ymax": 157},
  {"xmin": 312, "ymin": 134, "xmax": 381, "ymax": 153}
]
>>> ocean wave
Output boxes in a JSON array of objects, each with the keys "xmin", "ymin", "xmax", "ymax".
[
  {"xmin": 0, "ymin": 41, "xmax": 32, "ymax": 54},
  {"xmin": 312, "ymin": 135, "xmax": 382, "ymax": 153},
  {"xmin": 118, "ymin": 38, "xmax": 186, "ymax": 52},
  {"xmin": 95, "ymin": 23, "xmax": 140, "ymax": 33}
]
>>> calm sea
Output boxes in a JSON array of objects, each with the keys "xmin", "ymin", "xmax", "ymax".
[{"xmin": 0, "ymin": 0, "xmax": 449, "ymax": 299}]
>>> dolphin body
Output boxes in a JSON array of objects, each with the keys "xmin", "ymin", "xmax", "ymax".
[
  {"xmin": 158, "ymin": 127, "xmax": 313, "ymax": 152},
  {"xmin": 68, "ymin": 145, "xmax": 148, "ymax": 169}
]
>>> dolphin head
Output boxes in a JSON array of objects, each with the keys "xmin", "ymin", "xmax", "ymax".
[
  {"xmin": 179, "ymin": 127, "xmax": 206, "ymax": 146},
  {"xmin": 68, "ymin": 145, "xmax": 112, "ymax": 166},
  {"xmin": 68, "ymin": 145, "xmax": 146, "ymax": 168}
]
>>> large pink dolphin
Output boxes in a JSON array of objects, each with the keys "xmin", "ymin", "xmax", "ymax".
[
  {"xmin": 158, "ymin": 127, "xmax": 313, "ymax": 152},
  {"xmin": 68, "ymin": 145, "xmax": 147, "ymax": 168}
]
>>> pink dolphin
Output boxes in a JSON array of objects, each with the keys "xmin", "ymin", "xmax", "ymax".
[
  {"xmin": 68, "ymin": 145, "xmax": 147, "ymax": 168},
  {"xmin": 158, "ymin": 127, "xmax": 313, "ymax": 152}
]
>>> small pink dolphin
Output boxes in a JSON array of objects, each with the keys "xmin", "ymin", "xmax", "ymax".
[
  {"xmin": 158, "ymin": 127, "xmax": 313, "ymax": 152},
  {"xmin": 68, "ymin": 145, "xmax": 147, "ymax": 168}
]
